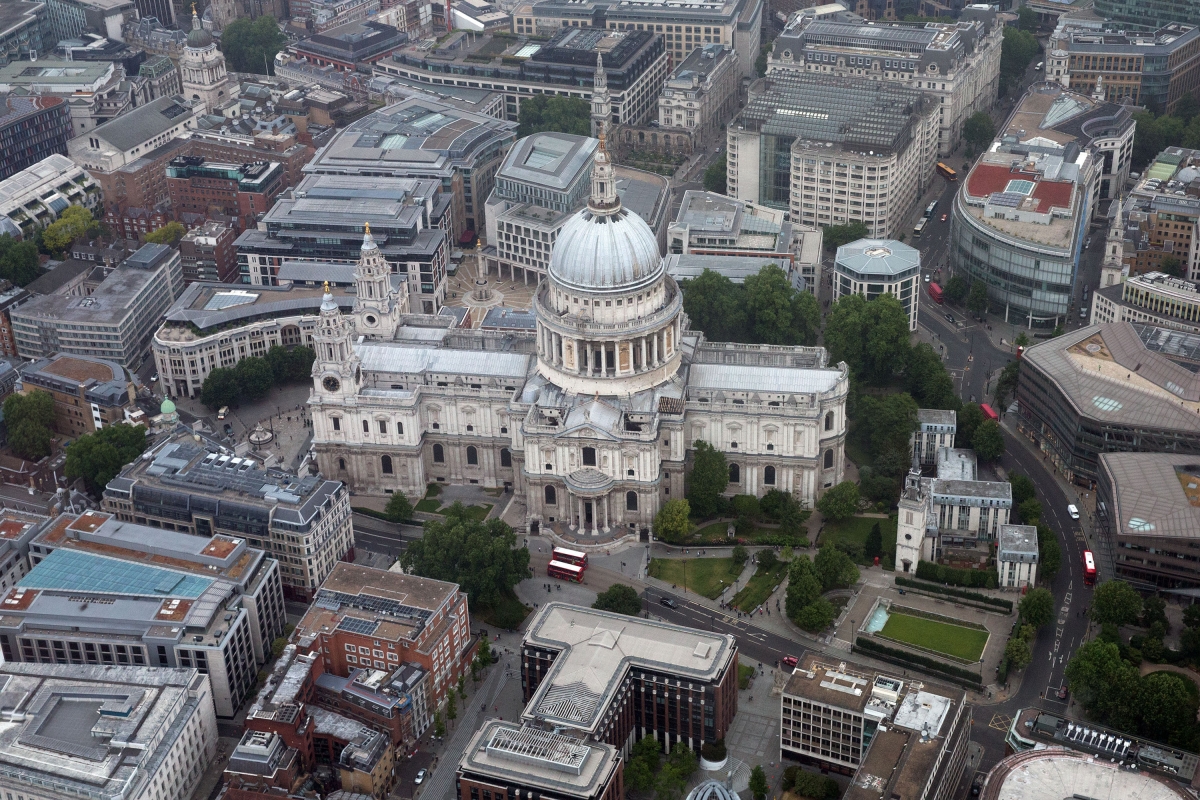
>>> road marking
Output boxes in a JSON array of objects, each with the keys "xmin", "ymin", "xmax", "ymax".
[{"xmin": 989, "ymin": 713, "xmax": 1012, "ymax": 732}]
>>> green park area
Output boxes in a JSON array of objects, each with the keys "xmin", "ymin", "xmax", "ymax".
[
  {"xmin": 820, "ymin": 515, "xmax": 897, "ymax": 565},
  {"xmin": 648, "ymin": 557, "xmax": 741, "ymax": 599},
  {"xmin": 879, "ymin": 611, "xmax": 989, "ymax": 663},
  {"xmin": 731, "ymin": 561, "xmax": 788, "ymax": 612}
]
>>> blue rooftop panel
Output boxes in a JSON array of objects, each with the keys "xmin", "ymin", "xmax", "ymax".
[{"xmin": 19, "ymin": 548, "xmax": 214, "ymax": 599}]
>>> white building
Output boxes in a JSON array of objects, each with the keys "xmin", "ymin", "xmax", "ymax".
[
  {"xmin": 179, "ymin": 8, "xmax": 239, "ymax": 114},
  {"xmin": 68, "ymin": 94, "xmax": 205, "ymax": 173},
  {"xmin": 656, "ymin": 43, "xmax": 740, "ymax": 151},
  {"xmin": 913, "ymin": 408, "xmax": 955, "ymax": 468},
  {"xmin": 309, "ymin": 131, "xmax": 850, "ymax": 534},
  {"xmin": 0, "ymin": 154, "xmax": 101, "ymax": 239},
  {"xmin": 0, "ymin": 662, "xmax": 218, "ymax": 800},
  {"xmin": 833, "ymin": 238, "xmax": 921, "ymax": 331},
  {"xmin": 997, "ymin": 523, "xmax": 1038, "ymax": 589}
]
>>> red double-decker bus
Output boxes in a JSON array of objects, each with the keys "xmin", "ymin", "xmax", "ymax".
[
  {"xmin": 548, "ymin": 560, "xmax": 584, "ymax": 583},
  {"xmin": 1083, "ymin": 551, "xmax": 1097, "ymax": 586},
  {"xmin": 551, "ymin": 547, "xmax": 588, "ymax": 567},
  {"xmin": 928, "ymin": 282, "xmax": 944, "ymax": 304},
  {"xmin": 980, "ymin": 403, "xmax": 999, "ymax": 422}
]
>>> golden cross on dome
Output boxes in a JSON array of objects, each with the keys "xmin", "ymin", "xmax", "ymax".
[
  {"xmin": 364, "ymin": 221, "xmax": 371, "ymax": 235},
  {"xmin": 323, "ymin": 280, "xmax": 331, "ymax": 294},
  {"xmin": 191, "ymin": 2, "xmax": 197, "ymax": 14}
]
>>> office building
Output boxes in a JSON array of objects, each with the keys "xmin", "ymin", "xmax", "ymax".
[
  {"xmin": 138, "ymin": 53, "xmax": 181, "ymax": 101},
  {"xmin": 221, "ymin": 728, "xmax": 305, "ymax": 795},
  {"xmin": 304, "ymin": 95, "xmax": 516, "ymax": 238},
  {"xmin": 10, "ymin": 243, "xmax": 183, "ymax": 367},
  {"xmin": 0, "ymin": 509, "xmax": 51, "ymax": 594},
  {"xmin": 654, "ymin": 43, "xmax": 739, "ymax": 152},
  {"xmin": 1092, "ymin": 0, "xmax": 1200, "ymax": 34},
  {"xmin": 236, "ymin": 173, "xmax": 450, "ymax": 310},
  {"xmin": 293, "ymin": 563, "xmax": 471, "ymax": 725},
  {"xmin": 727, "ymin": 71, "xmax": 939, "ymax": 238},
  {"xmin": 978, "ymin": 747, "xmax": 1191, "ymax": 800},
  {"xmin": 180, "ymin": 220, "xmax": 238, "ymax": 284},
  {"xmin": 948, "ymin": 84, "xmax": 1135, "ymax": 328},
  {"xmin": 1045, "ymin": 22, "xmax": 1200, "ymax": 115},
  {"xmin": 0, "ymin": 154, "xmax": 100, "ymax": 239},
  {"xmin": 0, "ymin": 1, "xmax": 53, "ymax": 66},
  {"xmin": 483, "ymin": 132, "xmax": 671, "ymax": 284},
  {"xmin": 780, "ymin": 653, "xmax": 970, "ymax": 800},
  {"xmin": 833, "ymin": 238, "xmax": 921, "ymax": 331},
  {"xmin": 17, "ymin": 353, "xmax": 140, "ymax": 436},
  {"xmin": 0, "ymin": 509, "xmax": 286, "ymax": 716},
  {"xmin": 1092, "ymin": 271, "xmax": 1200, "ymax": 334},
  {"xmin": 0, "ymin": 57, "xmax": 132, "ymax": 138},
  {"xmin": 102, "ymin": 434, "xmax": 354, "ymax": 600},
  {"xmin": 769, "ymin": 7, "xmax": 1002, "ymax": 157},
  {"xmin": 1097, "ymin": 453, "xmax": 1200, "ymax": 589},
  {"xmin": 43, "ymin": 0, "xmax": 137, "ymax": 42},
  {"xmin": 913, "ymin": 408, "xmax": 956, "ymax": 468},
  {"xmin": 458, "ymin": 721, "xmax": 624, "ymax": 800},
  {"xmin": 167, "ymin": 155, "xmax": 285, "ymax": 232},
  {"xmin": 122, "ymin": 14, "xmax": 187, "ymax": 60},
  {"xmin": 996, "ymin": 524, "xmax": 1038, "ymax": 589},
  {"xmin": 376, "ymin": 28, "xmax": 669, "ymax": 136},
  {"xmin": 68, "ymin": 95, "xmax": 206, "ymax": 173},
  {"xmin": 1114, "ymin": 147, "xmax": 1200, "ymax": 281},
  {"xmin": 0, "ymin": 94, "xmax": 72, "ymax": 182},
  {"xmin": 521, "ymin": 603, "xmax": 738, "ymax": 750},
  {"xmin": 291, "ymin": 19, "xmax": 410, "ymax": 71},
  {"xmin": 512, "ymin": 0, "xmax": 762, "ymax": 79},
  {"xmin": 0, "ymin": 662, "xmax": 219, "ymax": 800},
  {"xmin": 668, "ymin": 190, "xmax": 805, "ymax": 278},
  {"xmin": 153, "ymin": 282, "xmax": 357, "ymax": 397},
  {"xmin": 1016, "ymin": 322, "xmax": 1200, "ymax": 487}
]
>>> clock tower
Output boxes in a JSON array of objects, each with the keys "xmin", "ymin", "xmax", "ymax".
[{"xmin": 312, "ymin": 282, "xmax": 360, "ymax": 401}]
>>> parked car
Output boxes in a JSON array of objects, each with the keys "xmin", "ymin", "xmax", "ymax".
[
  {"xmin": 1056, "ymin": 685, "xmax": 1069, "ymax": 700},
  {"xmin": 782, "ymin": 655, "xmax": 799, "ymax": 668},
  {"xmin": 924, "ymin": 274, "xmax": 931, "ymax": 282},
  {"xmin": 217, "ymin": 406, "xmax": 229, "ymax": 420},
  {"xmin": 415, "ymin": 769, "xmax": 428, "ymax": 785},
  {"xmin": 1067, "ymin": 504, "xmax": 1080, "ymax": 520},
  {"xmin": 659, "ymin": 597, "xmax": 678, "ymax": 609}
]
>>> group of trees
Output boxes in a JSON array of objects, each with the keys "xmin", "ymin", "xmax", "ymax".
[
  {"xmin": 144, "ymin": 221, "xmax": 187, "ymax": 247},
  {"xmin": 999, "ymin": 27, "xmax": 1039, "ymax": 98},
  {"xmin": 400, "ymin": 503, "xmax": 531, "ymax": 611},
  {"xmin": 825, "ymin": 294, "xmax": 912, "ymax": 386},
  {"xmin": 1007, "ymin": 474, "xmax": 1062, "ymax": 581},
  {"xmin": 942, "ymin": 275, "xmax": 990, "ymax": 316},
  {"xmin": 625, "ymin": 738, "xmax": 698, "ymax": 800},
  {"xmin": 592, "ymin": 583, "xmax": 643, "ymax": 616},
  {"xmin": 201, "ymin": 345, "xmax": 315, "ymax": 410},
  {"xmin": 0, "ymin": 234, "xmax": 41, "ymax": 287},
  {"xmin": 822, "ymin": 222, "xmax": 870, "ymax": 252},
  {"xmin": 1004, "ymin": 587, "xmax": 1055, "ymax": 670},
  {"xmin": 681, "ymin": 266, "xmax": 819, "ymax": 346},
  {"xmin": 42, "ymin": 206, "xmax": 103, "ymax": 257},
  {"xmin": 1129, "ymin": 98, "xmax": 1200, "ymax": 172},
  {"xmin": 816, "ymin": 481, "xmax": 859, "ymax": 523},
  {"xmin": 517, "ymin": 96, "xmax": 590, "ymax": 138},
  {"xmin": 784, "ymin": 545, "xmax": 858, "ymax": 632},
  {"xmin": 703, "ymin": 155, "xmax": 727, "ymax": 195},
  {"xmin": 963, "ymin": 112, "xmax": 997, "ymax": 155},
  {"xmin": 65, "ymin": 424, "xmax": 148, "ymax": 495},
  {"xmin": 783, "ymin": 766, "xmax": 839, "ymax": 800},
  {"xmin": 221, "ymin": 16, "xmax": 286, "ymax": 75},
  {"xmin": 3, "ymin": 390, "xmax": 55, "ymax": 460}
]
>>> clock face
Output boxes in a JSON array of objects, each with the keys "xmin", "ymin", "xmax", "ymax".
[{"xmin": 323, "ymin": 376, "xmax": 341, "ymax": 393}]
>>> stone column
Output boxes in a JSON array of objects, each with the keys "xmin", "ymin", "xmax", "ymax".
[
  {"xmin": 602, "ymin": 495, "xmax": 609, "ymax": 532},
  {"xmin": 576, "ymin": 339, "xmax": 584, "ymax": 374},
  {"xmin": 640, "ymin": 337, "xmax": 647, "ymax": 372},
  {"xmin": 601, "ymin": 344, "xmax": 607, "ymax": 376},
  {"xmin": 568, "ymin": 491, "xmax": 576, "ymax": 530}
]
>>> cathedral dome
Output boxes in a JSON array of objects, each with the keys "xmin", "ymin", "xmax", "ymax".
[
  {"xmin": 187, "ymin": 9, "xmax": 213, "ymax": 48},
  {"xmin": 549, "ymin": 205, "xmax": 662, "ymax": 292}
]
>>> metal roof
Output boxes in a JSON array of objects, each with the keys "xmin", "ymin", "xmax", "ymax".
[
  {"xmin": 835, "ymin": 238, "xmax": 920, "ymax": 278},
  {"xmin": 688, "ymin": 363, "xmax": 842, "ymax": 394},
  {"xmin": 357, "ymin": 343, "xmax": 532, "ymax": 379},
  {"xmin": 92, "ymin": 95, "xmax": 200, "ymax": 153},
  {"xmin": 1101, "ymin": 453, "xmax": 1200, "ymax": 541}
]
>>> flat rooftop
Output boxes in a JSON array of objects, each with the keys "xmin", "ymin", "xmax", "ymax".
[
  {"xmin": 1100, "ymin": 453, "xmax": 1200, "ymax": 541},
  {"xmin": 998, "ymin": 524, "xmax": 1038, "ymax": 557},
  {"xmin": 158, "ymin": 282, "xmax": 356, "ymax": 336},
  {"xmin": 497, "ymin": 133, "xmax": 596, "ymax": 192},
  {"xmin": 459, "ymin": 721, "xmax": 620, "ymax": 798},
  {"xmin": 918, "ymin": 409, "xmax": 956, "ymax": 426},
  {"xmin": 836, "ymin": 239, "xmax": 920, "ymax": 278},
  {"xmin": 521, "ymin": 603, "xmax": 736, "ymax": 734},
  {"xmin": 982, "ymin": 749, "xmax": 1190, "ymax": 800}
]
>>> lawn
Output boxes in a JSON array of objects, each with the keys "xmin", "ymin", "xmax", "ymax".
[
  {"xmin": 878, "ymin": 612, "xmax": 989, "ymax": 663},
  {"xmin": 648, "ymin": 557, "xmax": 741, "ymax": 599},
  {"xmin": 464, "ymin": 503, "xmax": 493, "ymax": 521},
  {"xmin": 738, "ymin": 663, "xmax": 755, "ymax": 690},
  {"xmin": 820, "ymin": 515, "xmax": 897, "ymax": 564},
  {"xmin": 415, "ymin": 498, "xmax": 442, "ymax": 513},
  {"xmin": 692, "ymin": 521, "xmax": 809, "ymax": 547},
  {"xmin": 731, "ymin": 562, "xmax": 788, "ymax": 612}
]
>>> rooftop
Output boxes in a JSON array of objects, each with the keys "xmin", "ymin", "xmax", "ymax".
[
  {"xmin": 519, "ymin": 0, "xmax": 747, "ymax": 22},
  {"xmin": 459, "ymin": 721, "xmax": 620, "ymax": 798},
  {"xmin": 497, "ymin": 133, "xmax": 597, "ymax": 193},
  {"xmin": 1100, "ymin": 453, "xmax": 1200, "ymax": 541},
  {"xmin": 998, "ymin": 524, "xmax": 1039, "ymax": 558},
  {"xmin": 88, "ymin": 95, "xmax": 202, "ymax": 153},
  {"xmin": 159, "ymin": 280, "xmax": 355, "ymax": 337},
  {"xmin": 520, "ymin": 603, "xmax": 736, "ymax": 734},
  {"xmin": 0, "ymin": 154, "xmax": 88, "ymax": 208},
  {"xmin": 665, "ymin": 43, "xmax": 734, "ymax": 90},
  {"xmin": 664, "ymin": 254, "xmax": 798, "ymax": 285},
  {"xmin": 835, "ymin": 239, "xmax": 920, "ymax": 278},
  {"xmin": 918, "ymin": 408, "xmax": 956, "ymax": 427},
  {"xmin": 981, "ymin": 749, "xmax": 1190, "ymax": 800}
]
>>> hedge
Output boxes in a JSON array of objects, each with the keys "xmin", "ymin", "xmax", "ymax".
[
  {"xmin": 915, "ymin": 560, "xmax": 997, "ymax": 589},
  {"xmin": 852, "ymin": 636, "xmax": 984, "ymax": 689},
  {"xmin": 352, "ymin": 506, "xmax": 413, "ymax": 524},
  {"xmin": 895, "ymin": 577, "xmax": 1013, "ymax": 612}
]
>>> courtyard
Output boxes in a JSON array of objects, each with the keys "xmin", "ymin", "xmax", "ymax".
[{"xmin": 871, "ymin": 604, "xmax": 990, "ymax": 663}]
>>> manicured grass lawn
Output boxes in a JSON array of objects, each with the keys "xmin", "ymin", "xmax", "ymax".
[
  {"xmin": 648, "ymin": 557, "xmax": 741, "ymax": 599},
  {"xmin": 692, "ymin": 521, "xmax": 809, "ymax": 546},
  {"xmin": 879, "ymin": 612, "xmax": 989, "ymax": 662},
  {"xmin": 738, "ymin": 663, "xmax": 755, "ymax": 690},
  {"xmin": 820, "ymin": 515, "xmax": 897, "ymax": 563},
  {"xmin": 415, "ymin": 498, "xmax": 441, "ymax": 513},
  {"xmin": 732, "ymin": 562, "xmax": 787, "ymax": 612},
  {"xmin": 464, "ymin": 503, "xmax": 493, "ymax": 521}
]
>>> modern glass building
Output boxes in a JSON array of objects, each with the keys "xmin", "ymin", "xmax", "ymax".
[
  {"xmin": 1093, "ymin": 0, "xmax": 1200, "ymax": 32},
  {"xmin": 833, "ymin": 238, "xmax": 921, "ymax": 330}
]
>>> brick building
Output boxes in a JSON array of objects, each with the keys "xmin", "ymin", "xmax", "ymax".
[
  {"xmin": 167, "ymin": 156, "xmax": 286, "ymax": 232},
  {"xmin": 16, "ymin": 353, "xmax": 141, "ymax": 436},
  {"xmin": 180, "ymin": 219, "xmax": 238, "ymax": 283}
]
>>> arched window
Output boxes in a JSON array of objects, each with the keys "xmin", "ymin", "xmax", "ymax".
[
  {"xmin": 433, "ymin": 444, "xmax": 444, "ymax": 463},
  {"xmin": 582, "ymin": 447, "xmax": 597, "ymax": 467},
  {"xmin": 764, "ymin": 466, "xmax": 776, "ymax": 485},
  {"xmin": 500, "ymin": 448, "xmax": 512, "ymax": 467},
  {"xmin": 824, "ymin": 449, "xmax": 834, "ymax": 469},
  {"xmin": 626, "ymin": 491, "xmax": 638, "ymax": 511},
  {"xmin": 338, "ymin": 458, "xmax": 346, "ymax": 470},
  {"xmin": 381, "ymin": 455, "xmax": 393, "ymax": 474},
  {"xmin": 825, "ymin": 411, "xmax": 834, "ymax": 431},
  {"xmin": 397, "ymin": 422, "xmax": 404, "ymax": 435},
  {"xmin": 545, "ymin": 485, "xmax": 557, "ymax": 505},
  {"xmin": 466, "ymin": 446, "xmax": 478, "ymax": 465},
  {"xmin": 729, "ymin": 463, "xmax": 740, "ymax": 483}
]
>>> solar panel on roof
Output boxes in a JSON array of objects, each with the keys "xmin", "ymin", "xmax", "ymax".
[
  {"xmin": 337, "ymin": 616, "xmax": 380, "ymax": 635},
  {"xmin": 989, "ymin": 192, "xmax": 1023, "ymax": 208}
]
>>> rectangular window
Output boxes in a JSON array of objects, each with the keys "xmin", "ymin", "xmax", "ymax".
[
  {"xmin": 332, "ymin": 417, "xmax": 341, "ymax": 431},
  {"xmin": 379, "ymin": 420, "xmax": 387, "ymax": 434}
]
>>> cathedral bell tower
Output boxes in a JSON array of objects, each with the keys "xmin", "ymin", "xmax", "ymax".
[
  {"xmin": 312, "ymin": 282, "xmax": 361, "ymax": 400},
  {"xmin": 591, "ymin": 53, "xmax": 611, "ymax": 139},
  {"xmin": 354, "ymin": 223, "xmax": 404, "ymax": 338},
  {"xmin": 894, "ymin": 449, "xmax": 929, "ymax": 575}
]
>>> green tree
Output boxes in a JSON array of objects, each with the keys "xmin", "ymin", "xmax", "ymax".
[
  {"xmin": 703, "ymin": 154, "xmax": 727, "ymax": 194},
  {"xmin": 41, "ymin": 206, "xmax": 95, "ymax": 255},
  {"xmin": 1091, "ymin": 581, "xmax": 1143, "ymax": 627},
  {"xmin": 1160, "ymin": 255, "xmax": 1184, "ymax": 278},
  {"xmin": 234, "ymin": 357, "xmax": 273, "ymax": 401},
  {"xmin": 1138, "ymin": 671, "xmax": 1199, "ymax": 742},
  {"xmin": 824, "ymin": 293, "xmax": 912, "ymax": 384},
  {"xmin": 905, "ymin": 343, "xmax": 957, "ymax": 409},
  {"xmin": 64, "ymin": 424, "xmax": 148, "ymax": 495},
  {"xmin": 384, "ymin": 492, "xmax": 413, "ymax": 522},
  {"xmin": 944, "ymin": 275, "xmax": 969, "ymax": 305},
  {"xmin": 972, "ymin": 419, "xmax": 1004, "ymax": 461},
  {"xmin": 433, "ymin": 710, "xmax": 446, "ymax": 738},
  {"xmin": 475, "ymin": 636, "xmax": 493, "ymax": 667},
  {"xmin": 517, "ymin": 95, "xmax": 591, "ymax": 138},
  {"xmin": 748, "ymin": 765, "xmax": 769, "ymax": 800},
  {"xmin": 1036, "ymin": 526, "xmax": 1062, "ymax": 580},
  {"xmin": 858, "ymin": 392, "xmax": 919, "ymax": 458},
  {"xmin": 1019, "ymin": 587, "xmax": 1055, "ymax": 628},
  {"xmin": 400, "ymin": 504, "xmax": 530, "ymax": 608},
  {"xmin": 999, "ymin": 27, "xmax": 1039, "ymax": 97},
  {"xmin": 143, "ymin": 221, "xmax": 186, "ymax": 246},
  {"xmin": 3, "ymin": 390, "xmax": 56, "ymax": 460},
  {"xmin": 1005, "ymin": 635, "xmax": 1032, "ymax": 670},
  {"xmin": 786, "ymin": 572, "xmax": 822, "ymax": 618},
  {"xmin": 1009, "ymin": 473, "xmax": 1036, "ymax": 506},
  {"xmin": 796, "ymin": 597, "xmax": 836, "ymax": 631},
  {"xmin": 592, "ymin": 584, "xmax": 643, "ymax": 616},
  {"xmin": 653, "ymin": 498, "xmax": 693, "ymax": 543},
  {"xmin": 743, "ymin": 264, "xmax": 819, "ymax": 345},
  {"xmin": 682, "ymin": 270, "xmax": 745, "ymax": 341},
  {"xmin": 966, "ymin": 280, "xmax": 989, "ymax": 315},
  {"xmin": 957, "ymin": 403, "xmax": 984, "ymax": 448},
  {"xmin": 220, "ymin": 16, "xmax": 286, "ymax": 74},
  {"xmin": 792, "ymin": 771, "xmax": 838, "ymax": 800},
  {"xmin": 457, "ymin": 673, "xmax": 467, "ymax": 699},
  {"xmin": 1017, "ymin": 6, "xmax": 1038, "ymax": 32},
  {"xmin": 814, "ymin": 544, "xmax": 859, "ymax": 591},
  {"xmin": 201, "ymin": 367, "xmax": 240, "ymax": 410},
  {"xmin": 0, "ymin": 235, "xmax": 41, "ymax": 286},
  {"xmin": 446, "ymin": 687, "xmax": 457, "ymax": 726},
  {"xmin": 625, "ymin": 760, "xmax": 655, "ymax": 793},
  {"xmin": 1142, "ymin": 596, "xmax": 1169, "ymax": 631},
  {"xmin": 816, "ymin": 481, "xmax": 858, "ymax": 522},
  {"xmin": 1065, "ymin": 639, "xmax": 1140, "ymax": 731},
  {"xmin": 687, "ymin": 440, "xmax": 727, "ymax": 519},
  {"xmin": 1018, "ymin": 498, "xmax": 1043, "ymax": 524},
  {"xmin": 865, "ymin": 522, "xmax": 883, "ymax": 562},
  {"xmin": 822, "ymin": 221, "xmax": 870, "ymax": 251},
  {"xmin": 963, "ymin": 112, "xmax": 997, "ymax": 153},
  {"xmin": 731, "ymin": 543, "xmax": 749, "ymax": 567},
  {"xmin": 994, "ymin": 360, "xmax": 1021, "ymax": 410}
]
